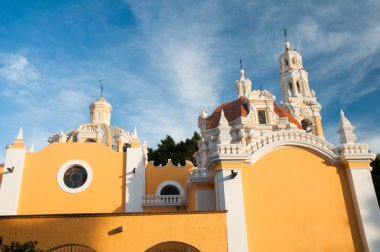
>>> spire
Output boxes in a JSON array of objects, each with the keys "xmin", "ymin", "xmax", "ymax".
[
  {"xmin": 29, "ymin": 144, "xmax": 35, "ymax": 153},
  {"xmin": 16, "ymin": 128, "xmax": 23, "ymax": 140},
  {"xmin": 337, "ymin": 110, "xmax": 357, "ymax": 144},
  {"xmin": 133, "ymin": 127, "xmax": 138, "ymax": 139},
  {"xmin": 217, "ymin": 109, "xmax": 232, "ymax": 144},
  {"xmin": 10, "ymin": 127, "xmax": 25, "ymax": 148}
]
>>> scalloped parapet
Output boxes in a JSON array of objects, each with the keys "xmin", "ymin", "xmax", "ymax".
[{"xmin": 146, "ymin": 159, "xmax": 194, "ymax": 168}]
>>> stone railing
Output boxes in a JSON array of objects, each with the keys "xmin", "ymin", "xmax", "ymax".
[
  {"xmin": 248, "ymin": 130, "xmax": 339, "ymax": 157},
  {"xmin": 141, "ymin": 195, "xmax": 185, "ymax": 206},
  {"xmin": 190, "ymin": 169, "xmax": 210, "ymax": 180},
  {"xmin": 339, "ymin": 143, "xmax": 370, "ymax": 155}
]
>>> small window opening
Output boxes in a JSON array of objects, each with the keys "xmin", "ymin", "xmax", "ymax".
[
  {"xmin": 160, "ymin": 185, "xmax": 180, "ymax": 195},
  {"xmin": 257, "ymin": 110, "xmax": 267, "ymax": 125},
  {"xmin": 301, "ymin": 119, "xmax": 313, "ymax": 133},
  {"xmin": 85, "ymin": 139, "xmax": 96, "ymax": 143},
  {"xmin": 288, "ymin": 83, "xmax": 294, "ymax": 96},
  {"xmin": 122, "ymin": 143, "xmax": 131, "ymax": 152},
  {"xmin": 296, "ymin": 81, "xmax": 301, "ymax": 94},
  {"xmin": 285, "ymin": 59, "xmax": 289, "ymax": 66}
]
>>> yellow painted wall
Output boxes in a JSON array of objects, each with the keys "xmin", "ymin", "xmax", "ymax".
[
  {"xmin": 18, "ymin": 143, "xmax": 125, "ymax": 214},
  {"xmin": 242, "ymin": 147, "xmax": 362, "ymax": 251},
  {"xmin": 0, "ymin": 212, "xmax": 227, "ymax": 252},
  {"xmin": 145, "ymin": 160, "xmax": 193, "ymax": 195},
  {"xmin": 187, "ymin": 184, "xmax": 197, "ymax": 211}
]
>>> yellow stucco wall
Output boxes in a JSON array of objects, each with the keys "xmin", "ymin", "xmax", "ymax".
[
  {"xmin": 145, "ymin": 160, "xmax": 193, "ymax": 195},
  {"xmin": 0, "ymin": 212, "xmax": 227, "ymax": 252},
  {"xmin": 243, "ymin": 147, "xmax": 362, "ymax": 251},
  {"xmin": 18, "ymin": 143, "xmax": 125, "ymax": 214}
]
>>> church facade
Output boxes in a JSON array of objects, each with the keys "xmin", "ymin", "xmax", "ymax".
[{"xmin": 0, "ymin": 41, "xmax": 379, "ymax": 252}]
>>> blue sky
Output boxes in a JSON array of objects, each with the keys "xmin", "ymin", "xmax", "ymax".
[{"xmin": 0, "ymin": 0, "xmax": 380, "ymax": 161}]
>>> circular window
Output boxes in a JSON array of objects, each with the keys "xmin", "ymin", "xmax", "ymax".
[
  {"xmin": 57, "ymin": 160, "xmax": 93, "ymax": 193},
  {"xmin": 63, "ymin": 166, "xmax": 88, "ymax": 188}
]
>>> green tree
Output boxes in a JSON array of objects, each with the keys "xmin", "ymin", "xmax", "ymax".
[
  {"xmin": 370, "ymin": 154, "xmax": 380, "ymax": 208},
  {"xmin": 148, "ymin": 132, "xmax": 201, "ymax": 166},
  {"xmin": 0, "ymin": 237, "xmax": 43, "ymax": 252}
]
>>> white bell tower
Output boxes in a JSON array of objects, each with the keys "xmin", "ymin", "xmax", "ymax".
[{"xmin": 279, "ymin": 41, "xmax": 324, "ymax": 138}]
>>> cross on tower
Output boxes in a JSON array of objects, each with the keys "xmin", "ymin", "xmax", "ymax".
[{"xmin": 99, "ymin": 79, "xmax": 104, "ymax": 97}]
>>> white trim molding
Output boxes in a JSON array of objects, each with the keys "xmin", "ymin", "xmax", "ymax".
[
  {"xmin": 248, "ymin": 131, "xmax": 340, "ymax": 165},
  {"xmin": 155, "ymin": 180, "xmax": 185, "ymax": 196},
  {"xmin": 57, "ymin": 160, "xmax": 93, "ymax": 194}
]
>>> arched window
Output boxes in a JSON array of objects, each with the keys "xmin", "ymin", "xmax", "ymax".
[
  {"xmin": 145, "ymin": 241, "xmax": 200, "ymax": 252},
  {"xmin": 160, "ymin": 185, "xmax": 180, "ymax": 195},
  {"xmin": 288, "ymin": 82, "xmax": 294, "ymax": 96},
  {"xmin": 296, "ymin": 81, "xmax": 301, "ymax": 94},
  {"xmin": 285, "ymin": 59, "xmax": 289, "ymax": 66},
  {"xmin": 301, "ymin": 119, "xmax": 314, "ymax": 133},
  {"xmin": 292, "ymin": 57, "xmax": 296, "ymax": 65},
  {"xmin": 84, "ymin": 138, "xmax": 96, "ymax": 143}
]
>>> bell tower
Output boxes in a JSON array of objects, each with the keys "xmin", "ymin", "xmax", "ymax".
[{"xmin": 279, "ymin": 41, "xmax": 324, "ymax": 138}]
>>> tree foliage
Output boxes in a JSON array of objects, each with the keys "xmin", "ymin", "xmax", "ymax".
[
  {"xmin": 370, "ymin": 154, "xmax": 380, "ymax": 208},
  {"xmin": 148, "ymin": 132, "xmax": 201, "ymax": 166},
  {"xmin": 0, "ymin": 237, "xmax": 42, "ymax": 252}
]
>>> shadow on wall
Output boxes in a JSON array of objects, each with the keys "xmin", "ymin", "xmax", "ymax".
[
  {"xmin": 334, "ymin": 163, "xmax": 363, "ymax": 252},
  {"xmin": 113, "ymin": 152, "xmax": 127, "ymax": 213}
]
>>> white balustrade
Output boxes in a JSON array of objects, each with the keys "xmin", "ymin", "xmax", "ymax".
[{"xmin": 141, "ymin": 195, "xmax": 185, "ymax": 206}]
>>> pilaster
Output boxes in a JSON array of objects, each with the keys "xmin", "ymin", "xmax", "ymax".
[
  {"xmin": 341, "ymin": 154, "xmax": 380, "ymax": 252},
  {"xmin": 0, "ymin": 129, "xmax": 27, "ymax": 215},
  {"xmin": 215, "ymin": 168, "xmax": 248, "ymax": 252}
]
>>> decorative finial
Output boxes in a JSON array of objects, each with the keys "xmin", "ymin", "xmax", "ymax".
[
  {"xmin": 99, "ymin": 79, "xmax": 104, "ymax": 97},
  {"xmin": 240, "ymin": 59, "xmax": 243, "ymax": 70},
  {"xmin": 337, "ymin": 110, "xmax": 357, "ymax": 144},
  {"xmin": 16, "ymin": 128, "xmax": 23, "ymax": 140},
  {"xmin": 29, "ymin": 144, "xmax": 35, "ymax": 153},
  {"xmin": 283, "ymin": 27, "xmax": 288, "ymax": 42},
  {"xmin": 133, "ymin": 127, "xmax": 138, "ymax": 138}
]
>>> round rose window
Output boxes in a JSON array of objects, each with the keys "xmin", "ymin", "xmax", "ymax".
[{"xmin": 63, "ymin": 165, "xmax": 88, "ymax": 189}]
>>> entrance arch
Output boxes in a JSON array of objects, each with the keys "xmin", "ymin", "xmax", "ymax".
[
  {"xmin": 47, "ymin": 244, "xmax": 96, "ymax": 252},
  {"xmin": 145, "ymin": 241, "xmax": 200, "ymax": 252}
]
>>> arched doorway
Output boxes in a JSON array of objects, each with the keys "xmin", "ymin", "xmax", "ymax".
[
  {"xmin": 47, "ymin": 244, "xmax": 96, "ymax": 252},
  {"xmin": 145, "ymin": 241, "xmax": 200, "ymax": 252}
]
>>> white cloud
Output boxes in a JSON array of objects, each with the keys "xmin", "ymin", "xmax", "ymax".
[{"xmin": 0, "ymin": 53, "xmax": 39, "ymax": 84}]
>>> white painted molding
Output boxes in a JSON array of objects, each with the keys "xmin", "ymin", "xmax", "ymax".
[
  {"xmin": 248, "ymin": 131, "xmax": 341, "ymax": 165},
  {"xmin": 155, "ymin": 180, "xmax": 185, "ymax": 196},
  {"xmin": 56, "ymin": 160, "xmax": 93, "ymax": 194}
]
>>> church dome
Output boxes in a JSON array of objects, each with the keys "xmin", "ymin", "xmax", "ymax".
[
  {"xmin": 48, "ymin": 95, "xmax": 139, "ymax": 152},
  {"xmin": 205, "ymin": 96, "xmax": 302, "ymax": 130}
]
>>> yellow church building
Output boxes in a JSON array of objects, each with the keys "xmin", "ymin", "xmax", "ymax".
[{"xmin": 0, "ymin": 41, "xmax": 379, "ymax": 252}]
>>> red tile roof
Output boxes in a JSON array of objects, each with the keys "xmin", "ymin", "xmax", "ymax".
[{"xmin": 206, "ymin": 97, "xmax": 302, "ymax": 130}]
